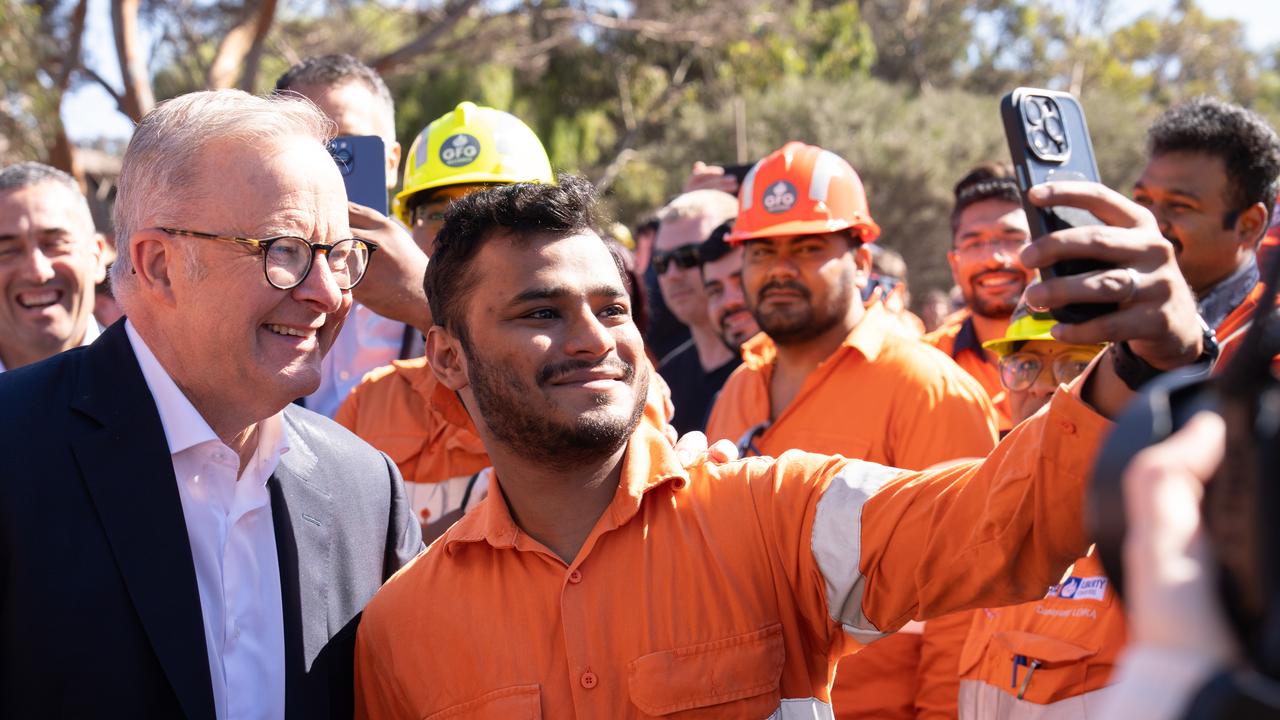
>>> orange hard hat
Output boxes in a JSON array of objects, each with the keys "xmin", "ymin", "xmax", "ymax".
[{"xmin": 728, "ymin": 141, "xmax": 880, "ymax": 244}]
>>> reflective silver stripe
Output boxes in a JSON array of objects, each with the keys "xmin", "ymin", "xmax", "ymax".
[
  {"xmin": 740, "ymin": 161, "xmax": 763, "ymax": 211},
  {"xmin": 958, "ymin": 679, "xmax": 1118, "ymax": 719},
  {"xmin": 765, "ymin": 697, "xmax": 835, "ymax": 719},
  {"xmin": 811, "ymin": 461, "xmax": 905, "ymax": 643},
  {"xmin": 807, "ymin": 150, "xmax": 845, "ymax": 204}
]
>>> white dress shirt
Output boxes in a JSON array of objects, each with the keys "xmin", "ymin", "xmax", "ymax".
[
  {"xmin": 126, "ymin": 320, "xmax": 287, "ymax": 720},
  {"xmin": 0, "ymin": 319, "xmax": 100, "ymax": 372},
  {"xmin": 304, "ymin": 300, "xmax": 406, "ymax": 417}
]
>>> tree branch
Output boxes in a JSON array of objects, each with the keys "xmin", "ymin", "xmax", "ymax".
[
  {"xmin": 372, "ymin": 0, "xmax": 484, "ymax": 75},
  {"xmin": 79, "ymin": 66, "xmax": 126, "ymax": 110},
  {"xmin": 111, "ymin": 0, "xmax": 155, "ymax": 122},
  {"xmin": 596, "ymin": 50, "xmax": 698, "ymax": 192},
  {"xmin": 206, "ymin": 0, "xmax": 279, "ymax": 90}
]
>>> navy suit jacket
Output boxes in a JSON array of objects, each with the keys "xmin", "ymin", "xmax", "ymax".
[{"xmin": 0, "ymin": 321, "xmax": 423, "ymax": 719}]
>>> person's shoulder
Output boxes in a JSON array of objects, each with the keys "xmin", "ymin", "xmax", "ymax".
[
  {"xmin": 0, "ymin": 347, "xmax": 85, "ymax": 424},
  {"xmin": 875, "ymin": 333, "xmax": 991, "ymax": 399},
  {"xmin": 921, "ymin": 309, "xmax": 966, "ymax": 347},
  {"xmin": 283, "ymin": 404, "xmax": 393, "ymax": 479}
]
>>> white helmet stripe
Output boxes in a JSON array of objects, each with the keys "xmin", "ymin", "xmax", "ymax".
[
  {"xmin": 809, "ymin": 150, "xmax": 845, "ymax": 203},
  {"xmin": 739, "ymin": 161, "xmax": 763, "ymax": 211}
]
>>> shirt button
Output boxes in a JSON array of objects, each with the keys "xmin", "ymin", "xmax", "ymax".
[
  {"xmin": 580, "ymin": 671, "xmax": 598, "ymax": 689},
  {"xmin": 339, "ymin": 370, "xmax": 350, "ymax": 381},
  {"xmin": 568, "ymin": 570, "xmax": 583, "ymax": 584},
  {"xmin": 1059, "ymin": 420, "xmax": 1077, "ymax": 435}
]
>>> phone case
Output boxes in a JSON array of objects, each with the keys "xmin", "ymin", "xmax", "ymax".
[
  {"xmin": 328, "ymin": 135, "xmax": 388, "ymax": 215},
  {"xmin": 1001, "ymin": 88, "xmax": 1116, "ymax": 324}
]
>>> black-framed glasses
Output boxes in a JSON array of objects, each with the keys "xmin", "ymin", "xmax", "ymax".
[
  {"xmin": 652, "ymin": 244, "xmax": 701, "ymax": 274},
  {"xmin": 998, "ymin": 351, "xmax": 1096, "ymax": 392},
  {"xmin": 158, "ymin": 227, "xmax": 377, "ymax": 291}
]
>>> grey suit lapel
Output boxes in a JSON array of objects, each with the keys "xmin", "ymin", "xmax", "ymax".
[
  {"xmin": 270, "ymin": 413, "xmax": 334, "ymax": 666},
  {"xmin": 70, "ymin": 322, "xmax": 216, "ymax": 720}
]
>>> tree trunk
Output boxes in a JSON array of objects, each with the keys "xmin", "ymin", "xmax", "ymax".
[
  {"xmin": 111, "ymin": 0, "xmax": 155, "ymax": 122},
  {"xmin": 206, "ymin": 0, "xmax": 279, "ymax": 91}
]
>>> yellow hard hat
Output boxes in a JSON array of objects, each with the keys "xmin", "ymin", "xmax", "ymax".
[
  {"xmin": 982, "ymin": 301, "xmax": 1060, "ymax": 357},
  {"xmin": 393, "ymin": 102, "xmax": 554, "ymax": 224}
]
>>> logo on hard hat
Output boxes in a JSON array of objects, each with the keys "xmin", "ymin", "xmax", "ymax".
[
  {"xmin": 763, "ymin": 180, "xmax": 798, "ymax": 214},
  {"xmin": 440, "ymin": 133, "xmax": 481, "ymax": 168}
]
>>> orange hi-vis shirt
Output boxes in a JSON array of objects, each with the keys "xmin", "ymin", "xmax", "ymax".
[
  {"xmin": 956, "ymin": 549, "xmax": 1125, "ymax": 718},
  {"xmin": 706, "ymin": 302, "xmax": 1000, "ymax": 466},
  {"xmin": 354, "ymin": 385, "xmax": 1107, "ymax": 719},
  {"xmin": 335, "ymin": 356, "xmax": 674, "ymax": 529},
  {"xmin": 923, "ymin": 308, "xmax": 1014, "ymax": 433},
  {"xmin": 705, "ymin": 302, "xmax": 999, "ymax": 719}
]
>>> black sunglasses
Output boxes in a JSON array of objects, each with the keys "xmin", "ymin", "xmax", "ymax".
[{"xmin": 652, "ymin": 244, "xmax": 701, "ymax": 274}]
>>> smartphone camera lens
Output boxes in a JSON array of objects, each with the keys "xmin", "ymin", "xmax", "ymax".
[
  {"xmin": 1044, "ymin": 115, "xmax": 1066, "ymax": 143},
  {"xmin": 330, "ymin": 147, "xmax": 353, "ymax": 175},
  {"xmin": 1024, "ymin": 98, "xmax": 1045, "ymax": 124},
  {"xmin": 1030, "ymin": 129, "xmax": 1052, "ymax": 153}
]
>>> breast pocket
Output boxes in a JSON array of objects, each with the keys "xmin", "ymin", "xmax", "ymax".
[
  {"xmin": 423, "ymin": 684, "xmax": 542, "ymax": 720},
  {"xmin": 628, "ymin": 624, "xmax": 785, "ymax": 718}
]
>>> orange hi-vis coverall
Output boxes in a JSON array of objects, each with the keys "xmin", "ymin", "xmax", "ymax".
[
  {"xmin": 933, "ymin": 265, "xmax": 1272, "ymax": 719},
  {"xmin": 354, "ymin": 383, "xmax": 1107, "ymax": 719},
  {"xmin": 336, "ymin": 356, "xmax": 674, "ymax": 532},
  {"xmin": 923, "ymin": 308, "xmax": 1014, "ymax": 433},
  {"xmin": 703, "ymin": 302, "xmax": 1000, "ymax": 719},
  {"xmin": 955, "ymin": 549, "xmax": 1125, "ymax": 718}
]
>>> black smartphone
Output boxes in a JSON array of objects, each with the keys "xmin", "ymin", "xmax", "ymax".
[
  {"xmin": 721, "ymin": 163, "xmax": 756, "ymax": 186},
  {"xmin": 1001, "ymin": 88, "xmax": 1116, "ymax": 324},
  {"xmin": 328, "ymin": 135, "xmax": 388, "ymax": 215}
]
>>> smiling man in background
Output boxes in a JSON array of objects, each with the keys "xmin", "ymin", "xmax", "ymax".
[
  {"xmin": 924, "ymin": 163, "xmax": 1036, "ymax": 433},
  {"xmin": 0, "ymin": 161, "xmax": 106, "ymax": 372}
]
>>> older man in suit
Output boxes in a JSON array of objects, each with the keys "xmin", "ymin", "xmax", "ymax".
[{"xmin": 0, "ymin": 90, "xmax": 422, "ymax": 719}]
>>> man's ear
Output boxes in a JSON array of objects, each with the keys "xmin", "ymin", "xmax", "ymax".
[
  {"xmin": 851, "ymin": 244, "xmax": 873, "ymax": 289},
  {"xmin": 1235, "ymin": 201, "xmax": 1269, "ymax": 247},
  {"xmin": 425, "ymin": 325, "xmax": 469, "ymax": 392},
  {"xmin": 130, "ymin": 229, "xmax": 178, "ymax": 306},
  {"xmin": 385, "ymin": 142, "xmax": 403, "ymax": 192},
  {"xmin": 91, "ymin": 232, "xmax": 111, "ymax": 284}
]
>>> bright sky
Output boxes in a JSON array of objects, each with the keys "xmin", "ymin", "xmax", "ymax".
[{"xmin": 61, "ymin": 0, "xmax": 1280, "ymax": 143}]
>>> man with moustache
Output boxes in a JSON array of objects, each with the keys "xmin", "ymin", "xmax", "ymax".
[
  {"xmin": 0, "ymin": 162, "xmax": 107, "ymax": 372},
  {"xmin": 651, "ymin": 189, "xmax": 742, "ymax": 432},
  {"xmin": 703, "ymin": 142, "xmax": 999, "ymax": 719},
  {"xmin": 352, "ymin": 172, "xmax": 1213, "ymax": 718},
  {"xmin": 924, "ymin": 163, "xmax": 1037, "ymax": 434}
]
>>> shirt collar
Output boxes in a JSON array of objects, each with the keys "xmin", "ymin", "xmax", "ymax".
[
  {"xmin": 1198, "ymin": 260, "xmax": 1259, "ymax": 331},
  {"xmin": 444, "ymin": 421, "xmax": 688, "ymax": 555},
  {"xmin": 740, "ymin": 301, "xmax": 891, "ymax": 370},
  {"xmin": 952, "ymin": 312, "xmax": 984, "ymax": 358},
  {"xmin": 126, "ymin": 320, "xmax": 221, "ymax": 455}
]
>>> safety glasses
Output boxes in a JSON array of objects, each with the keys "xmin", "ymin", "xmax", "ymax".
[
  {"xmin": 998, "ymin": 351, "xmax": 1096, "ymax": 392},
  {"xmin": 652, "ymin": 244, "xmax": 701, "ymax": 274}
]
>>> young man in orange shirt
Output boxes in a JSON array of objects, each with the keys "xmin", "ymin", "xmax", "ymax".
[
  {"xmin": 924, "ymin": 163, "xmax": 1036, "ymax": 434},
  {"xmin": 353, "ymin": 173, "xmax": 1211, "ymax": 719},
  {"xmin": 704, "ymin": 142, "xmax": 1000, "ymax": 719}
]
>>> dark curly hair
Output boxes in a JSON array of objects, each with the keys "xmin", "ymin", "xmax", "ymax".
[
  {"xmin": 949, "ymin": 162, "xmax": 1022, "ymax": 239},
  {"xmin": 1148, "ymin": 97, "xmax": 1280, "ymax": 224},
  {"xmin": 424, "ymin": 175, "xmax": 627, "ymax": 340}
]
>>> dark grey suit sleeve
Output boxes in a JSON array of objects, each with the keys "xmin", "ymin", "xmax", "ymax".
[{"xmin": 381, "ymin": 452, "xmax": 425, "ymax": 579}]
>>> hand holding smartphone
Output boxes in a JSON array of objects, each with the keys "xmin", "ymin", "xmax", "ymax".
[{"xmin": 1001, "ymin": 88, "xmax": 1117, "ymax": 324}]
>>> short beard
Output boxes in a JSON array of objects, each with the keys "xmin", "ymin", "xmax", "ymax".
[
  {"xmin": 749, "ymin": 267, "xmax": 853, "ymax": 346},
  {"xmin": 463, "ymin": 336, "xmax": 649, "ymax": 471}
]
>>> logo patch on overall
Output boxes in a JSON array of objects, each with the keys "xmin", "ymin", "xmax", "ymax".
[
  {"xmin": 1049, "ymin": 575, "xmax": 1107, "ymax": 601},
  {"xmin": 763, "ymin": 180, "xmax": 798, "ymax": 214},
  {"xmin": 440, "ymin": 133, "xmax": 481, "ymax": 167}
]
